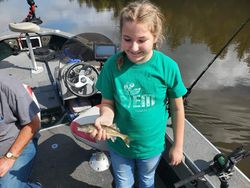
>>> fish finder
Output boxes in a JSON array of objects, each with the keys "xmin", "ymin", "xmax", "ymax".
[
  {"xmin": 19, "ymin": 36, "xmax": 42, "ymax": 50},
  {"xmin": 94, "ymin": 43, "xmax": 116, "ymax": 61}
]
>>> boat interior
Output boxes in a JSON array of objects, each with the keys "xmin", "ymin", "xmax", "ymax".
[{"xmin": 0, "ymin": 22, "xmax": 250, "ymax": 188}]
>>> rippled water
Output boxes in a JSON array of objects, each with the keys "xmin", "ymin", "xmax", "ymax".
[{"xmin": 1, "ymin": 0, "xmax": 250, "ymax": 178}]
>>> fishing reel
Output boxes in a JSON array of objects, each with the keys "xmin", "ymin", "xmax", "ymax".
[
  {"xmin": 211, "ymin": 153, "xmax": 234, "ymax": 187},
  {"xmin": 211, "ymin": 146, "xmax": 250, "ymax": 187},
  {"xmin": 174, "ymin": 146, "xmax": 250, "ymax": 188}
]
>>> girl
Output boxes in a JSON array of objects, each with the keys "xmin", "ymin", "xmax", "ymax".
[{"xmin": 91, "ymin": 1, "xmax": 187, "ymax": 187}]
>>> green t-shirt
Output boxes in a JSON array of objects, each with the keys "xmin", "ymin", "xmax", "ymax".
[{"xmin": 96, "ymin": 50, "xmax": 187, "ymax": 159}]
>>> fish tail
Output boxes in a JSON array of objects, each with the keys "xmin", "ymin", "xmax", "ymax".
[{"xmin": 124, "ymin": 136, "xmax": 130, "ymax": 148}]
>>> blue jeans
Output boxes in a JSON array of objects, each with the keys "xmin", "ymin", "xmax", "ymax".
[
  {"xmin": 0, "ymin": 138, "xmax": 41, "ymax": 188},
  {"xmin": 109, "ymin": 149, "xmax": 162, "ymax": 188}
]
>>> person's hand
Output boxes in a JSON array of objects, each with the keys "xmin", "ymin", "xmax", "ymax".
[
  {"xmin": 0, "ymin": 156, "xmax": 16, "ymax": 177},
  {"xmin": 90, "ymin": 115, "xmax": 113, "ymax": 141},
  {"xmin": 169, "ymin": 145, "xmax": 183, "ymax": 166}
]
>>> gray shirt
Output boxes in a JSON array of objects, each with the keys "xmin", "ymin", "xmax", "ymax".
[{"xmin": 0, "ymin": 73, "xmax": 40, "ymax": 156}]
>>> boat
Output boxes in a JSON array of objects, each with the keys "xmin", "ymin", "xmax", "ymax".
[{"xmin": 1, "ymin": 20, "xmax": 250, "ymax": 188}]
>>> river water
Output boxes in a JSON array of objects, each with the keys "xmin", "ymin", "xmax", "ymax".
[{"xmin": 1, "ymin": 0, "xmax": 250, "ymax": 179}]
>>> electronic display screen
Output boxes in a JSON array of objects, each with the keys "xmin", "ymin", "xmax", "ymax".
[
  {"xmin": 19, "ymin": 36, "xmax": 41, "ymax": 50},
  {"xmin": 94, "ymin": 43, "xmax": 116, "ymax": 60}
]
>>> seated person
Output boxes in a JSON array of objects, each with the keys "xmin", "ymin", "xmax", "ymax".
[{"xmin": 0, "ymin": 73, "xmax": 41, "ymax": 188}]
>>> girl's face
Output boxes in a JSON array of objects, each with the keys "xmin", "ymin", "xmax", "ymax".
[{"xmin": 121, "ymin": 21, "xmax": 157, "ymax": 64}]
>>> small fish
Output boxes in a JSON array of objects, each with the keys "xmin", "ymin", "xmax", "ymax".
[{"xmin": 77, "ymin": 123, "xmax": 130, "ymax": 147}]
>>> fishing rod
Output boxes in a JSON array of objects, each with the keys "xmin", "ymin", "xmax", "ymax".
[
  {"xmin": 174, "ymin": 146, "xmax": 250, "ymax": 188},
  {"xmin": 184, "ymin": 16, "xmax": 250, "ymax": 99}
]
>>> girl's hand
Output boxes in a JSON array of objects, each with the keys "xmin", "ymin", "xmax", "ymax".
[
  {"xmin": 91, "ymin": 98, "xmax": 114, "ymax": 141},
  {"xmin": 90, "ymin": 115, "xmax": 113, "ymax": 141},
  {"xmin": 169, "ymin": 145, "xmax": 183, "ymax": 166}
]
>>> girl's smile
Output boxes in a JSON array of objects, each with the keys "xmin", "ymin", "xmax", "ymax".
[{"xmin": 121, "ymin": 21, "xmax": 157, "ymax": 64}]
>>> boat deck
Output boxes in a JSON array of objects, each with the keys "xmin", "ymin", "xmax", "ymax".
[
  {"xmin": 0, "ymin": 50, "xmax": 62, "ymax": 111},
  {"xmin": 30, "ymin": 124, "xmax": 168, "ymax": 188},
  {"xmin": 30, "ymin": 124, "xmax": 114, "ymax": 188}
]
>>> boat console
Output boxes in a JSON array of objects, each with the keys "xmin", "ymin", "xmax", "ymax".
[
  {"xmin": 1, "ymin": 23, "xmax": 116, "ymax": 127},
  {"xmin": 55, "ymin": 33, "xmax": 116, "ymax": 116}
]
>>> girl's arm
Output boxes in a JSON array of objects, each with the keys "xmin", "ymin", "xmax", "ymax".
[{"xmin": 168, "ymin": 97, "xmax": 185, "ymax": 166}]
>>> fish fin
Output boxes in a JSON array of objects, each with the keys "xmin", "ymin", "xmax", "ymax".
[
  {"xmin": 111, "ymin": 123, "xmax": 120, "ymax": 131},
  {"xmin": 110, "ymin": 136, "xmax": 116, "ymax": 142}
]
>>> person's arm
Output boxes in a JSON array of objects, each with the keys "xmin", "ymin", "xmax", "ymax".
[
  {"xmin": 7, "ymin": 115, "xmax": 40, "ymax": 157},
  {"xmin": 0, "ymin": 115, "xmax": 40, "ymax": 177},
  {"xmin": 168, "ymin": 97, "xmax": 185, "ymax": 166},
  {"xmin": 91, "ymin": 98, "xmax": 114, "ymax": 141}
]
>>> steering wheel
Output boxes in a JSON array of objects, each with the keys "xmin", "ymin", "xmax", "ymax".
[{"xmin": 64, "ymin": 62, "xmax": 99, "ymax": 97}]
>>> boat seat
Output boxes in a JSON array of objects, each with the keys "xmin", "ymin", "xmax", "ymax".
[
  {"xmin": 9, "ymin": 22, "xmax": 43, "ymax": 74},
  {"xmin": 9, "ymin": 22, "xmax": 40, "ymax": 33}
]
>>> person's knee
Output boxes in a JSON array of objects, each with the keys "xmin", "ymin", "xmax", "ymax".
[
  {"xmin": 0, "ymin": 174, "xmax": 21, "ymax": 188},
  {"xmin": 138, "ymin": 173, "xmax": 155, "ymax": 188},
  {"xmin": 115, "ymin": 177, "xmax": 134, "ymax": 188}
]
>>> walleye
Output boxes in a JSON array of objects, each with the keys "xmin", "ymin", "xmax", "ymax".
[{"xmin": 77, "ymin": 123, "xmax": 130, "ymax": 147}]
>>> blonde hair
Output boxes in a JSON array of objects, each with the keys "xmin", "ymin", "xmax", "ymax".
[{"xmin": 117, "ymin": 0, "xmax": 165, "ymax": 70}]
